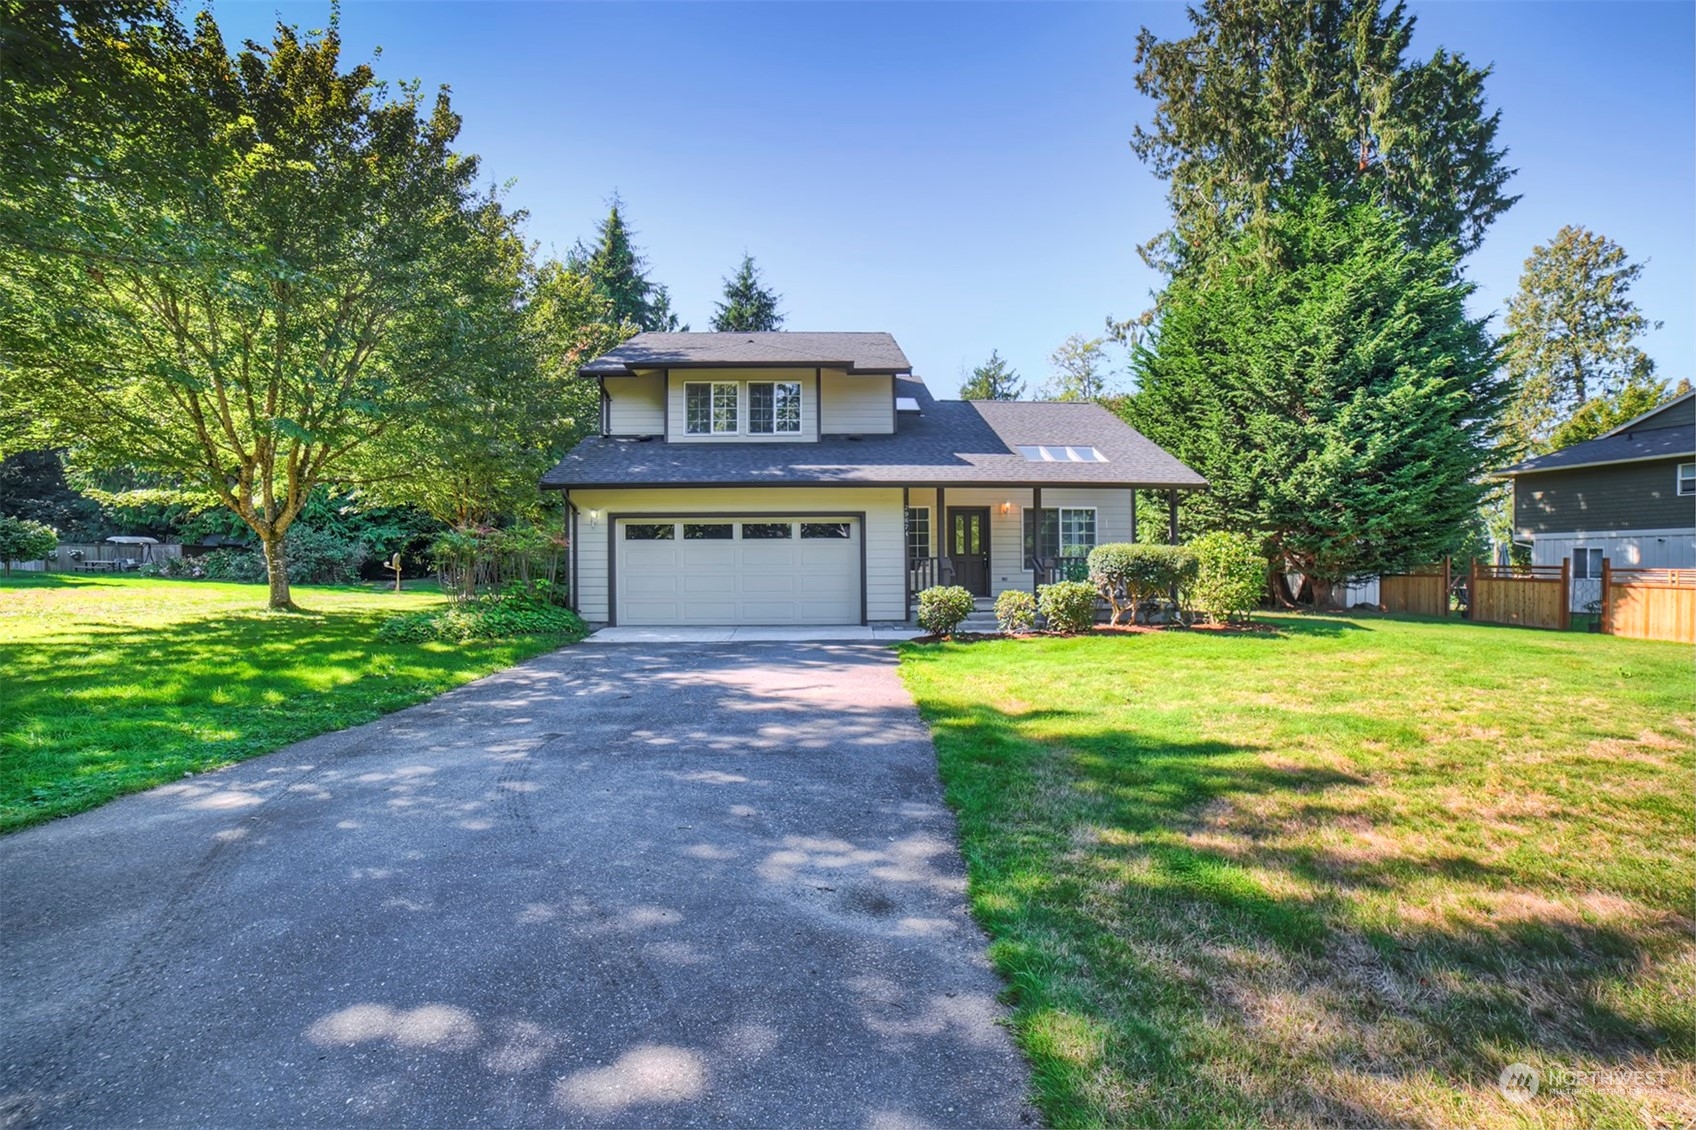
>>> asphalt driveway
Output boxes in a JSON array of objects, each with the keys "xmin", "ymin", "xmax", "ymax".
[{"xmin": 0, "ymin": 643, "xmax": 1032, "ymax": 1129}]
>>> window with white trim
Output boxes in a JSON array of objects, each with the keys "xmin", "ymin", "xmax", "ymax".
[
  {"xmin": 1572, "ymin": 547, "xmax": 1603, "ymax": 579},
  {"xmin": 685, "ymin": 381, "xmax": 739, "ymax": 435},
  {"xmin": 749, "ymin": 381, "xmax": 802, "ymax": 434},
  {"xmin": 1023, "ymin": 507, "xmax": 1097, "ymax": 562},
  {"xmin": 905, "ymin": 507, "xmax": 930, "ymax": 562},
  {"xmin": 1679, "ymin": 462, "xmax": 1695, "ymax": 496}
]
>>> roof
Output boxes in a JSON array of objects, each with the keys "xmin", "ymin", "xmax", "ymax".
[
  {"xmin": 541, "ymin": 392, "xmax": 1208, "ymax": 490},
  {"xmin": 1496, "ymin": 421, "xmax": 1694, "ymax": 476},
  {"xmin": 580, "ymin": 332, "xmax": 912, "ymax": 377},
  {"xmin": 1600, "ymin": 388, "xmax": 1694, "ymax": 439}
]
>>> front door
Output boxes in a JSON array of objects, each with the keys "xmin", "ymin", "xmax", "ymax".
[{"xmin": 948, "ymin": 507, "xmax": 991, "ymax": 596}]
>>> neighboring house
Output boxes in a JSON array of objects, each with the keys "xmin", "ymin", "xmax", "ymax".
[
  {"xmin": 540, "ymin": 332, "xmax": 1205, "ymax": 626},
  {"xmin": 1496, "ymin": 389, "xmax": 1696, "ymax": 610}
]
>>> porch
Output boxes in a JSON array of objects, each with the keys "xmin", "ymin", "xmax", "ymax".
[{"xmin": 901, "ymin": 484, "xmax": 1189, "ymax": 617}]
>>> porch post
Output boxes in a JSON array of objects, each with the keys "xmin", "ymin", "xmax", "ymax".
[
  {"xmin": 903, "ymin": 486, "xmax": 911, "ymax": 622},
  {"xmin": 1031, "ymin": 485, "xmax": 1042, "ymax": 594},
  {"xmin": 1167, "ymin": 489, "xmax": 1179, "ymax": 544},
  {"xmin": 937, "ymin": 486, "xmax": 946, "ymax": 570}
]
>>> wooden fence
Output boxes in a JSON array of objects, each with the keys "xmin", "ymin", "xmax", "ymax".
[
  {"xmin": 1601, "ymin": 564, "xmax": 1696, "ymax": 644},
  {"xmin": 1380, "ymin": 560, "xmax": 1450, "ymax": 617},
  {"xmin": 1469, "ymin": 560, "xmax": 1570, "ymax": 631},
  {"xmin": 14, "ymin": 542, "xmax": 183, "ymax": 572}
]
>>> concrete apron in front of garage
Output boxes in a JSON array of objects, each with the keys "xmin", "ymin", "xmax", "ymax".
[
  {"xmin": 586, "ymin": 625, "xmax": 928, "ymax": 644},
  {"xmin": 0, "ymin": 642, "xmax": 1033, "ymax": 1129}
]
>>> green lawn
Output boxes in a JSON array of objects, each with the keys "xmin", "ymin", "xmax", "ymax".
[
  {"xmin": 0, "ymin": 573, "xmax": 571, "ymax": 832},
  {"xmin": 899, "ymin": 615, "xmax": 1694, "ymax": 1129}
]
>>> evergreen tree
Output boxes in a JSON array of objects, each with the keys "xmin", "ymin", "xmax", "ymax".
[
  {"xmin": 959, "ymin": 350, "xmax": 1025, "ymax": 400},
  {"xmin": 710, "ymin": 253, "xmax": 784, "ymax": 332},
  {"xmin": 571, "ymin": 197, "xmax": 686, "ymax": 333},
  {"xmin": 1132, "ymin": 0, "xmax": 1516, "ymax": 274},
  {"xmin": 1125, "ymin": 190, "xmax": 1506, "ymax": 603},
  {"xmin": 1502, "ymin": 226, "xmax": 1665, "ymax": 452},
  {"xmin": 1043, "ymin": 335, "xmax": 1112, "ymax": 401}
]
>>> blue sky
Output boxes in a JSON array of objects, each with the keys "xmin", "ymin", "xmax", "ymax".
[{"xmin": 209, "ymin": 1, "xmax": 1694, "ymax": 399}]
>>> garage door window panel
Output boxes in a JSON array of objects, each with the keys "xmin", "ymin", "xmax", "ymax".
[
  {"xmin": 801, "ymin": 522, "xmax": 851, "ymax": 538},
  {"xmin": 684, "ymin": 523, "xmax": 733, "ymax": 539},
  {"xmin": 625, "ymin": 523, "xmax": 676, "ymax": 540},
  {"xmin": 742, "ymin": 522, "xmax": 793, "ymax": 539}
]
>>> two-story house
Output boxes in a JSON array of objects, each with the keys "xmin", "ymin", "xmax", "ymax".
[
  {"xmin": 540, "ymin": 332, "xmax": 1206, "ymax": 626},
  {"xmin": 1496, "ymin": 388, "xmax": 1695, "ymax": 608}
]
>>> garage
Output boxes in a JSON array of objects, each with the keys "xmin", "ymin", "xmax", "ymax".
[{"xmin": 615, "ymin": 517, "xmax": 862, "ymax": 625}]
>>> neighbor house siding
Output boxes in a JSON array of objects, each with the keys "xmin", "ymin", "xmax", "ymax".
[
  {"xmin": 905, "ymin": 486, "xmax": 1136, "ymax": 598},
  {"xmin": 663, "ymin": 369, "xmax": 820, "ymax": 443},
  {"xmin": 568, "ymin": 486, "xmax": 905, "ymax": 623},
  {"xmin": 1513, "ymin": 458, "xmax": 1693, "ymax": 535},
  {"xmin": 818, "ymin": 370, "xmax": 894, "ymax": 434},
  {"xmin": 1622, "ymin": 402, "xmax": 1693, "ymax": 433},
  {"xmin": 605, "ymin": 371, "xmax": 665, "ymax": 435}
]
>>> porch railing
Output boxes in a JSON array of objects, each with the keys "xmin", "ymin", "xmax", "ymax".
[
  {"xmin": 1032, "ymin": 556, "xmax": 1091, "ymax": 586},
  {"xmin": 908, "ymin": 556, "xmax": 954, "ymax": 595}
]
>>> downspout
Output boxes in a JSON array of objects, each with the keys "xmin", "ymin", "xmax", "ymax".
[{"xmin": 564, "ymin": 491, "xmax": 580, "ymax": 614}]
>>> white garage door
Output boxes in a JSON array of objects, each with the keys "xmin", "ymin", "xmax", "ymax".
[{"xmin": 616, "ymin": 517, "xmax": 861, "ymax": 626}]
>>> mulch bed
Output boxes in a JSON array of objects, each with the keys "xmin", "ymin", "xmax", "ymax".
[{"xmin": 914, "ymin": 620, "xmax": 1280, "ymax": 644}]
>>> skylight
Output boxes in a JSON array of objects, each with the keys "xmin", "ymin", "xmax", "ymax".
[
  {"xmin": 1018, "ymin": 445, "xmax": 1107, "ymax": 463},
  {"xmin": 896, "ymin": 397, "xmax": 922, "ymax": 413}
]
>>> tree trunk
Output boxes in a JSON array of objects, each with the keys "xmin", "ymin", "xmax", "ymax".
[{"xmin": 260, "ymin": 532, "xmax": 297, "ymax": 611}]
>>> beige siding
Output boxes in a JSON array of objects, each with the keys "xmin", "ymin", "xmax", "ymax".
[
  {"xmin": 664, "ymin": 369, "xmax": 820, "ymax": 443},
  {"xmin": 819, "ymin": 370, "xmax": 894, "ymax": 435},
  {"xmin": 905, "ymin": 486, "xmax": 1136, "ymax": 597},
  {"xmin": 605, "ymin": 371, "xmax": 665, "ymax": 435},
  {"xmin": 570, "ymin": 487, "xmax": 906, "ymax": 623}
]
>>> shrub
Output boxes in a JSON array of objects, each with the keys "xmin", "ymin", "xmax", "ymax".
[
  {"xmin": 916, "ymin": 585, "xmax": 975, "ymax": 637},
  {"xmin": 994, "ymin": 589, "xmax": 1037, "ymax": 635},
  {"xmin": 1186, "ymin": 531, "xmax": 1267, "ymax": 623},
  {"xmin": 0, "ymin": 516, "xmax": 57, "ymax": 575},
  {"xmin": 198, "ymin": 547, "xmax": 268, "ymax": 583},
  {"xmin": 1087, "ymin": 543, "xmax": 1198, "ymax": 625},
  {"xmin": 377, "ymin": 596, "xmax": 589, "ymax": 644},
  {"xmin": 283, "ymin": 525, "xmax": 367, "ymax": 585},
  {"xmin": 1038, "ymin": 580, "xmax": 1098, "ymax": 634}
]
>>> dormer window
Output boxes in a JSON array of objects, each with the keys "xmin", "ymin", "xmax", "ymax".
[
  {"xmin": 749, "ymin": 381, "xmax": 802, "ymax": 434},
  {"xmin": 1017, "ymin": 445, "xmax": 1106, "ymax": 463},
  {"xmin": 685, "ymin": 381, "xmax": 739, "ymax": 435}
]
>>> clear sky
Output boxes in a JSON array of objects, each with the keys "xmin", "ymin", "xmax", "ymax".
[{"xmin": 207, "ymin": 1, "xmax": 1694, "ymax": 399}]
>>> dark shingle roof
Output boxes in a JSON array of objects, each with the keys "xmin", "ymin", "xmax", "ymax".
[
  {"xmin": 541, "ymin": 397, "xmax": 1207, "ymax": 490},
  {"xmin": 1497, "ymin": 423, "xmax": 1695, "ymax": 476},
  {"xmin": 580, "ymin": 332, "xmax": 911, "ymax": 376}
]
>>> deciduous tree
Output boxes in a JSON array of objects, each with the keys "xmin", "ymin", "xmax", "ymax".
[
  {"xmin": 1043, "ymin": 335, "xmax": 1112, "ymax": 401},
  {"xmin": 1502, "ymin": 226, "xmax": 1665, "ymax": 451},
  {"xmin": 0, "ymin": 15, "xmax": 512, "ymax": 609}
]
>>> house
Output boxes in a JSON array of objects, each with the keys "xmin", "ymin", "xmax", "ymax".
[
  {"xmin": 540, "ymin": 332, "xmax": 1206, "ymax": 626},
  {"xmin": 1496, "ymin": 389, "xmax": 1695, "ymax": 609}
]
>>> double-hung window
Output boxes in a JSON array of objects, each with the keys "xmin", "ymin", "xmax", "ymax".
[
  {"xmin": 1679, "ymin": 462, "xmax": 1695, "ymax": 496},
  {"xmin": 1023, "ymin": 507, "xmax": 1097, "ymax": 565},
  {"xmin": 685, "ymin": 381, "xmax": 739, "ymax": 435},
  {"xmin": 748, "ymin": 381, "xmax": 802, "ymax": 434}
]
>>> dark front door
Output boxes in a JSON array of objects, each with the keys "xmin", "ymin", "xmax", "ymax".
[{"xmin": 948, "ymin": 507, "xmax": 991, "ymax": 596}]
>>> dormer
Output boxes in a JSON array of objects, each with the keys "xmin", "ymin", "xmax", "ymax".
[{"xmin": 582, "ymin": 332, "xmax": 912, "ymax": 442}]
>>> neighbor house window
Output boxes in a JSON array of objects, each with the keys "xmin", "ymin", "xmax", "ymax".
[
  {"xmin": 1572, "ymin": 547, "xmax": 1603, "ymax": 579},
  {"xmin": 685, "ymin": 381, "xmax": 739, "ymax": 435},
  {"xmin": 749, "ymin": 381, "xmax": 802, "ymax": 434},
  {"xmin": 1023, "ymin": 507, "xmax": 1097, "ymax": 563},
  {"xmin": 1679, "ymin": 462, "xmax": 1695, "ymax": 496},
  {"xmin": 905, "ymin": 507, "xmax": 930, "ymax": 561}
]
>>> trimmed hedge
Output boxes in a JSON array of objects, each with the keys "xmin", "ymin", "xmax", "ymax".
[
  {"xmin": 1087, "ymin": 543, "xmax": 1197, "ymax": 625},
  {"xmin": 1038, "ymin": 580, "xmax": 1097, "ymax": 634},
  {"xmin": 994, "ymin": 589, "xmax": 1037, "ymax": 635},
  {"xmin": 1187, "ymin": 531, "xmax": 1267, "ymax": 622},
  {"xmin": 916, "ymin": 585, "xmax": 975, "ymax": 637}
]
